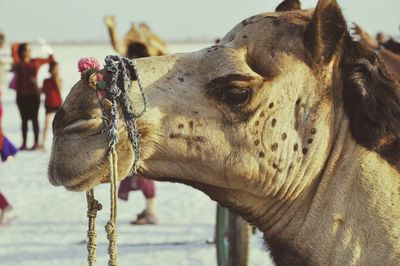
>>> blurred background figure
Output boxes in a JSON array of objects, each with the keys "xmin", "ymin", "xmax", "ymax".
[
  {"xmin": 118, "ymin": 176, "xmax": 157, "ymax": 225},
  {"xmin": 0, "ymin": 32, "xmax": 18, "ymax": 160},
  {"xmin": 0, "ymin": 91, "xmax": 18, "ymax": 161},
  {"xmin": 0, "ymin": 191, "xmax": 12, "ymax": 225},
  {"xmin": 8, "ymin": 43, "xmax": 21, "ymax": 91},
  {"xmin": 376, "ymin": 32, "xmax": 400, "ymax": 55},
  {"xmin": 104, "ymin": 16, "xmax": 167, "ymax": 59},
  {"xmin": 0, "ymin": 32, "xmax": 16, "ymax": 226},
  {"xmin": 13, "ymin": 43, "xmax": 54, "ymax": 150},
  {"xmin": 41, "ymin": 61, "xmax": 62, "ymax": 149},
  {"xmin": 0, "ymin": 33, "xmax": 6, "ymax": 85},
  {"xmin": 352, "ymin": 22, "xmax": 400, "ymax": 81}
]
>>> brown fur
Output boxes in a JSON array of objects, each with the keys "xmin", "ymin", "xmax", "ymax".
[{"xmin": 341, "ymin": 37, "xmax": 400, "ymax": 170}]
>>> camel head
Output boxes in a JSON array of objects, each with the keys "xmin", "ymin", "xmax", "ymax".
[{"xmin": 49, "ymin": 0, "xmax": 400, "ymax": 230}]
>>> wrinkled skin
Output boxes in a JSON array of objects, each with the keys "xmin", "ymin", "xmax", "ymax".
[{"xmin": 49, "ymin": 0, "xmax": 400, "ymax": 265}]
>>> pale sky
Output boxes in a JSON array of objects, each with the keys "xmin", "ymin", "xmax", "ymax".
[{"xmin": 0, "ymin": 0, "xmax": 399, "ymax": 43}]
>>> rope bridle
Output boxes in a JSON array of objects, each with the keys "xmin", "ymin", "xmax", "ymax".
[{"xmin": 83, "ymin": 55, "xmax": 148, "ymax": 266}]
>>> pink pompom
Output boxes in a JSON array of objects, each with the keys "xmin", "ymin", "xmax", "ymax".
[
  {"xmin": 98, "ymin": 90, "xmax": 107, "ymax": 97},
  {"xmin": 77, "ymin": 57, "xmax": 101, "ymax": 72}
]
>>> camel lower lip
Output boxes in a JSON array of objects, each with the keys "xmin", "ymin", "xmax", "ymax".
[
  {"xmin": 65, "ymin": 180, "xmax": 89, "ymax": 191},
  {"xmin": 49, "ymin": 175, "xmax": 62, "ymax": 187},
  {"xmin": 49, "ymin": 164, "xmax": 94, "ymax": 191},
  {"xmin": 63, "ymin": 177, "xmax": 95, "ymax": 192}
]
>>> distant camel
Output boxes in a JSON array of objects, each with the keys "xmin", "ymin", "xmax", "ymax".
[
  {"xmin": 352, "ymin": 22, "xmax": 400, "ymax": 81},
  {"xmin": 104, "ymin": 16, "xmax": 167, "ymax": 59},
  {"xmin": 50, "ymin": 0, "xmax": 400, "ymax": 264}
]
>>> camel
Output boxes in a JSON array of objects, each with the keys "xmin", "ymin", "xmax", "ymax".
[
  {"xmin": 351, "ymin": 22, "xmax": 400, "ymax": 81},
  {"xmin": 49, "ymin": 0, "xmax": 400, "ymax": 264},
  {"xmin": 104, "ymin": 16, "xmax": 167, "ymax": 59}
]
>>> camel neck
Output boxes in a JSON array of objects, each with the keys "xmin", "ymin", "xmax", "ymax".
[
  {"xmin": 254, "ymin": 103, "xmax": 348, "ymax": 236},
  {"xmin": 260, "ymin": 117, "xmax": 400, "ymax": 265}
]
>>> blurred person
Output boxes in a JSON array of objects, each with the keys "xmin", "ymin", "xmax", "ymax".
[
  {"xmin": 0, "ymin": 32, "xmax": 4, "ymax": 48},
  {"xmin": 118, "ymin": 175, "xmax": 157, "ymax": 225},
  {"xmin": 0, "ymin": 32, "xmax": 16, "ymax": 225},
  {"xmin": 0, "ymin": 192, "xmax": 12, "ymax": 225},
  {"xmin": 352, "ymin": 23, "xmax": 400, "ymax": 81},
  {"xmin": 0, "ymin": 140, "xmax": 15, "ymax": 226},
  {"xmin": 0, "ymin": 33, "xmax": 6, "ymax": 86},
  {"xmin": 41, "ymin": 62, "xmax": 62, "ymax": 148},
  {"xmin": 104, "ymin": 16, "xmax": 167, "ymax": 59},
  {"xmin": 8, "ymin": 43, "xmax": 21, "ymax": 90},
  {"xmin": 14, "ymin": 43, "xmax": 54, "ymax": 150},
  {"xmin": 352, "ymin": 22, "xmax": 400, "ymax": 54},
  {"xmin": 0, "ymin": 99, "xmax": 18, "ymax": 161},
  {"xmin": 0, "ymin": 33, "xmax": 18, "ymax": 160},
  {"xmin": 0, "ymin": 131, "xmax": 15, "ymax": 226},
  {"xmin": 376, "ymin": 32, "xmax": 400, "ymax": 55}
]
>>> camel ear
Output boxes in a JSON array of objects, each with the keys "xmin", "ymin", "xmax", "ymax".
[
  {"xmin": 304, "ymin": 0, "xmax": 347, "ymax": 64},
  {"xmin": 275, "ymin": 0, "xmax": 301, "ymax": 12}
]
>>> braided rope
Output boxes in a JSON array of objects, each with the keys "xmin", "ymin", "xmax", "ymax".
[
  {"xmin": 85, "ymin": 55, "xmax": 148, "ymax": 266},
  {"xmin": 105, "ymin": 147, "xmax": 118, "ymax": 266},
  {"xmin": 86, "ymin": 189, "xmax": 102, "ymax": 266}
]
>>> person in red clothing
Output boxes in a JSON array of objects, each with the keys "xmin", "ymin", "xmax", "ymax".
[
  {"xmin": 0, "ymin": 32, "xmax": 15, "ymax": 225},
  {"xmin": 0, "ymin": 83, "xmax": 18, "ymax": 161},
  {"xmin": 14, "ymin": 43, "xmax": 54, "ymax": 150},
  {"xmin": 41, "ymin": 62, "xmax": 62, "ymax": 148},
  {"xmin": 8, "ymin": 43, "xmax": 21, "ymax": 90},
  {"xmin": 118, "ymin": 175, "xmax": 157, "ymax": 224},
  {"xmin": 0, "ymin": 192, "xmax": 12, "ymax": 225}
]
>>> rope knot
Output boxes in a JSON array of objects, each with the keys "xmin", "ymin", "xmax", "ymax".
[
  {"xmin": 87, "ymin": 205, "xmax": 102, "ymax": 219},
  {"xmin": 86, "ymin": 196, "xmax": 102, "ymax": 218},
  {"xmin": 105, "ymin": 221, "xmax": 118, "ymax": 266},
  {"xmin": 105, "ymin": 222, "xmax": 116, "ymax": 237}
]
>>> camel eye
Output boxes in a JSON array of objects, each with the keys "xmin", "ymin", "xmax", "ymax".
[{"xmin": 226, "ymin": 88, "xmax": 251, "ymax": 106}]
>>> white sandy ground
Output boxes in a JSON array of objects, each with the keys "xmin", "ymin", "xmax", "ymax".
[{"xmin": 0, "ymin": 43, "xmax": 274, "ymax": 266}]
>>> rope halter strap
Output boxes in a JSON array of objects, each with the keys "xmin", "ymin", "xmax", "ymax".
[
  {"xmin": 79, "ymin": 55, "xmax": 148, "ymax": 266},
  {"xmin": 103, "ymin": 55, "xmax": 148, "ymax": 175}
]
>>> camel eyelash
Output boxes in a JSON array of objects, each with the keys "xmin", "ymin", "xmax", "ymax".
[{"xmin": 224, "ymin": 87, "xmax": 252, "ymax": 106}]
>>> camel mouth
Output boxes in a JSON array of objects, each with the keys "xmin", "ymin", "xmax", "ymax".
[
  {"xmin": 59, "ymin": 117, "xmax": 104, "ymax": 136},
  {"xmin": 48, "ymin": 160, "xmax": 106, "ymax": 192},
  {"xmin": 48, "ymin": 126, "xmax": 111, "ymax": 192},
  {"xmin": 49, "ymin": 116, "xmax": 151, "ymax": 192}
]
